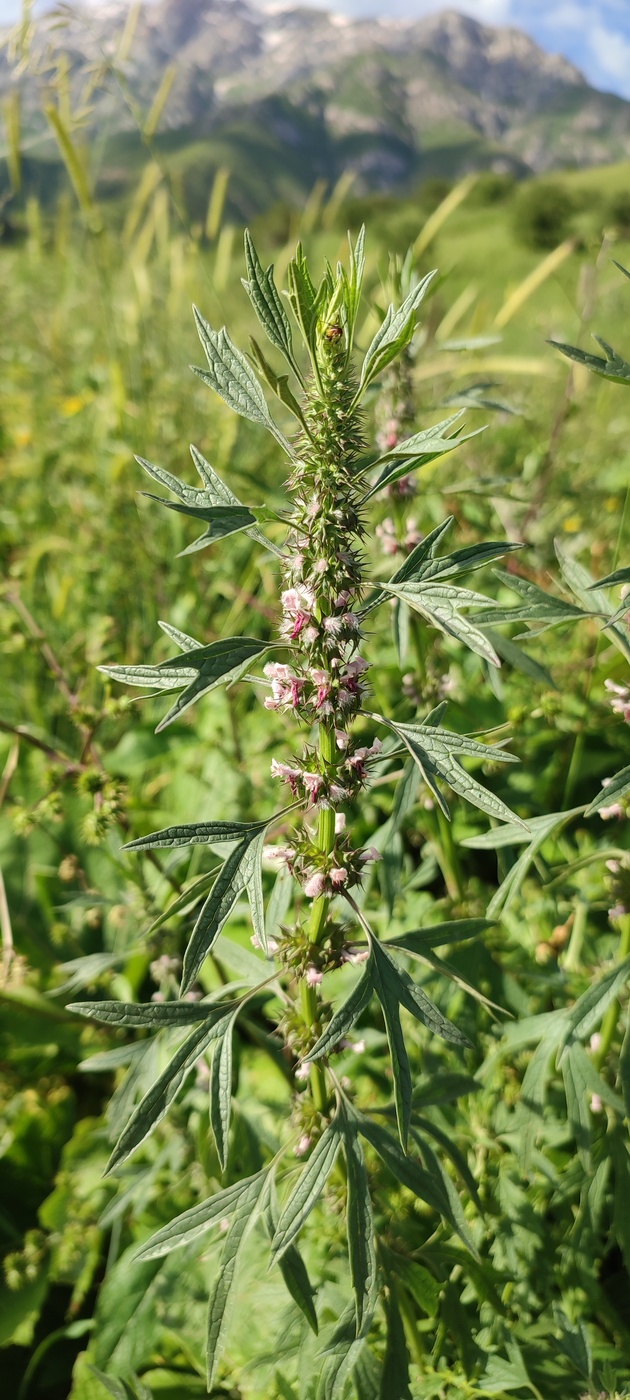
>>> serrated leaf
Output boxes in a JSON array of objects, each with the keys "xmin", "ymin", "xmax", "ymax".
[
  {"xmin": 264, "ymin": 1175, "xmax": 318, "ymax": 1334},
  {"xmin": 157, "ymin": 619, "xmax": 203, "ymax": 652},
  {"xmin": 143, "ymin": 494, "xmax": 257, "ymax": 551},
  {"xmin": 550, "ymin": 334, "xmax": 630, "ymax": 386},
  {"xmin": 192, "ymin": 307, "xmax": 295, "ymax": 457},
  {"xmin": 105, "ymin": 1010, "xmax": 233, "ymax": 1173},
  {"xmin": 371, "ymin": 946, "xmax": 412, "ymax": 1149},
  {"xmin": 124, "ymin": 817, "xmax": 268, "ymax": 851},
  {"xmin": 341, "ymin": 224, "xmax": 366, "ymax": 357},
  {"xmin": 620, "ymin": 1014, "xmax": 630, "ymax": 1120},
  {"xmin": 382, "ymin": 579, "xmax": 501, "ymax": 666},
  {"xmin": 243, "ymin": 827, "xmax": 268, "ymax": 953},
  {"xmin": 553, "ymin": 1307, "xmax": 592, "ymax": 1382},
  {"xmin": 388, "ymin": 917, "xmax": 493, "ymax": 953},
  {"xmin": 181, "ymin": 833, "xmax": 263, "ymax": 994},
  {"xmin": 189, "ymin": 443, "xmax": 283, "ymax": 557},
  {"xmin": 206, "ymin": 1171, "xmax": 267, "ymax": 1388},
  {"xmin": 413, "ymin": 1134, "xmax": 478, "ymax": 1256},
  {"xmin": 134, "ymin": 1172, "xmax": 265, "ymax": 1261},
  {"xmin": 67, "ymin": 999, "xmax": 219, "ymax": 1029},
  {"xmin": 373, "ymin": 712, "xmax": 521, "ymax": 827},
  {"xmin": 380, "ymin": 1282, "xmax": 411, "ymax": 1400},
  {"xmin": 390, "ymin": 1255, "xmax": 440, "ymax": 1317},
  {"xmin": 361, "ymin": 420, "xmax": 483, "ymax": 502},
  {"xmin": 555, "ymin": 540, "xmax": 630, "ymax": 660},
  {"xmin": 249, "ymin": 336, "xmax": 309, "ymax": 431},
  {"xmin": 358, "ymin": 271, "xmax": 436, "ymax": 397},
  {"xmin": 344, "ymin": 1120, "xmax": 376, "ymax": 1332},
  {"xmin": 243, "ymin": 229, "xmax": 303, "ymax": 382},
  {"xmin": 155, "ymin": 635, "xmax": 270, "ymax": 732},
  {"xmin": 352, "ymin": 1346, "xmax": 382, "ymax": 1400},
  {"xmin": 590, "ymin": 563, "xmax": 630, "ymax": 589},
  {"xmin": 482, "ymin": 626, "xmax": 557, "ymax": 689},
  {"xmin": 211, "ymin": 1009, "xmax": 238, "ymax": 1171},
  {"xmin": 266, "ymin": 863, "xmax": 293, "ymax": 947},
  {"xmin": 585, "ymin": 764, "xmax": 630, "ymax": 816},
  {"xmin": 305, "ymin": 958, "xmax": 374, "ymax": 1064},
  {"xmin": 372, "ymin": 938, "xmax": 471, "ymax": 1049},
  {"xmin": 271, "ymin": 1120, "xmax": 342, "ymax": 1263},
  {"xmin": 356, "ymin": 1114, "xmax": 455, "ymax": 1222},
  {"xmin": 561, "ymin": 955, "xmax": 630, "ymax": 1045},
  {"xmin": 473, "ymin": 568, "xmax": 592, "ymax": 635},
  {"xmin": 98, "ymin": 661, "xmax": 196, "ymax": 692}
]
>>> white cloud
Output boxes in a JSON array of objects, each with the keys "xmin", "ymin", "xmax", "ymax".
[{"xmin": 591, "ymin": 19, "xmax": 630, "ymax": 85}]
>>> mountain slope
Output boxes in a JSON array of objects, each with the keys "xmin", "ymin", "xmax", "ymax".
[{"xmin": 2, "ymin": 0, "xmax": 630, "ymax": 213}]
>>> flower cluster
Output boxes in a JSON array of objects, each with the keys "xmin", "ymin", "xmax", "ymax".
[{"xmin": 604, "ymin": 678, "xmax": 630, "ymax": 723}]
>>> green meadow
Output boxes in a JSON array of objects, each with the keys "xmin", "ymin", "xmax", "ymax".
[{"xmin": 2, "ymin": 122, "xmax": 630, "ymax": 1398}]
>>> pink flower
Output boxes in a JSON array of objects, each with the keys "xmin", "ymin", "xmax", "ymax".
[
  {"xmin": 352, "ymin": 1039, "xmax": 366, "ymax": 1054},
  {"xmin": 335, "ymin": 812, "xmax": 346, "ymax": 833},
  {"xmin": 375, "ymin": 518, "xmax": 399, "ymax": 557},
  {"xmin": 295, "ymin": 1134, "xmax": 312, "ymax": 1157},
  {"xmin": 404, "ymin": 518, "xmax": 422, "ymax": 549},
  {"xmin": 600, "ymin": 803, "xmax": 624, "ymax": 821},
  {"xmin": 302, "ymin": 625, "xmax": 319, "ymax": 645},
  {"xmin": 271, "ymin": 759, "xmax": 301, "ymax": 793},
  {"xmin": 360, "ymin": 846, "xmax": 381, "ymax": 863},
  {"xmin": 295, "ymin": 1062, "xmax": 310, "ymax": 1081},
  {"xmin": 609, "ymin": 903, "xmax": 627, "ymax": 921},
  {"xmin": 604, "ymin": 679, "xmax": 630, "ymax": 722},
  {"xmin": 335, "ymin": 729, "xmax": 350, "ymax": 750},
  {"xmin": 590, "ymin": 1093, "xmax": 603, "ymax": 1114},
  {"xmin": 303, "ymin": 772, "xmax": 324, "ymax": 803},
  {"xmin": 589, "ymin": 1032, "xmax": 602, "ymax": 1052},
  {"xmin": 304, "ymin": 872, "xmax": 326, "ymax": 899},
  {"xmin": 329, "ymin": 783, "xmax": 349, "ymax": 805},
  {"xmin": 343, "ymin": 656, "xmax": 369, "ymax": 678},
  {"xmin": 330, "ymin": 866, "xmax": 348, "ymax": 887},
  {"xmin": 306, "ymin": 965, "xmax": 323, "ymax": 985}
]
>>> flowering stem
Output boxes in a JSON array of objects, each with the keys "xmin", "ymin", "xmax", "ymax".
[{"xmin": 308, "ymin": 722, "xmax": 336, "ymax": 947}]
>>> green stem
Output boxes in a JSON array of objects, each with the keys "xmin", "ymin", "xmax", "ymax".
[
  {"xmin": 303, "ymin": 721, "xmax": 337, "ymax": 1113},
  {"xmin": 436, "ymin": 808, "xmax": 464, "ymax": 902},
  {"xmin": 563, "ymin": 896, "xmax": 588, "ymax": 972},
  {"xmin": 594, "ymin": 914, "xmax": 630, "ymax": 1071},
  {"xmin": 308, "ymin": 723, "xmax": 336, "ymax": 947}
]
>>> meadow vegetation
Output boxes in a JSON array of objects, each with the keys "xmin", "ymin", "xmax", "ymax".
[{"xmin": 1, "ymin": 68, "xmax": 630, "ymax": 1400}]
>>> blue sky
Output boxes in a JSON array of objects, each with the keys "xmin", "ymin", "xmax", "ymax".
[{"xmin": 2, "ymin": 0, "xmax": 630, "ymax": 99}]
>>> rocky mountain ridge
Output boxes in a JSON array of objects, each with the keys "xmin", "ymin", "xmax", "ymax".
[{"xmin": 2, "ymin": 0, "xmax": 630, "ymax": 209}]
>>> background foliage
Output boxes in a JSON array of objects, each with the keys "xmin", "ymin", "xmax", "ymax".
[{"xmin": 2, "ymin": 18, "xmax": 630, "ymax": 1396}]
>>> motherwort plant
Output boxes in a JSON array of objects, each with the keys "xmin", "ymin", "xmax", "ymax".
[{"xmin": 71, "ymin": 232, "xmax": 546, "ymax": 1392}]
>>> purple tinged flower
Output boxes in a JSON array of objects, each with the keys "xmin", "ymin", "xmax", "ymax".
[
  {"xmin": 295, "ymin": 1134, "xmax": 312, "ymax": 1157},
  {"xmin": 360, "ymin": 846, "xmax": 381, "ymax": 863},
  {"xmin": 589, "ymin": 1032, "xmax": 602, "ymax": 1052},
  {"xmin": 330, "ymin": 866, "xmax": 348, "ymax": 887},
  {"xmin": 335, "ymin": 812, "xmax": 347, "ymax": 833},
  {"xmin": 303, "ymin": 872, "xmax": 326, "ymax": 899},
  {"xmin": 590, "ymin": 1093, "xmax": 603, "ymax": 1114},
  {"xmin": 600, "ymin": 804, "xmax": 624, "ymax": 821},
  {"xmin": 303, "ymin": 772, "xmax": 324, "ymax": 803},
  {"xmin": 335, "ymin": 729, "xmax": 350, "ymax": 750},
  {"xmin": 306, "ymin": 965, "xmax": 323, "ymax": 985}
]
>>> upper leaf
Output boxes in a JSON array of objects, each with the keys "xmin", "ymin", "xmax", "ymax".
[
  {"xmin": 372, "ymin": 710, "xmax": 522, "ymax": 826},
  {"xmin": 105, "ymin": 1010, "xmax": 234, "ymax": 1174},
  {"xmin": 181, "ymin": 832, "xmax": 264, "ymax": 994},
  {"xmin": 242, "ymin": 229, "xmax": 303, "ymax": 383},
  {"xmin": 134, "ymin": 1172, "xmax": 266, "ymax": 1261},
  {"xmin": 550, "ymin": 334, "xmax": 630, "ymax": 386},
  {"xmin": 357, "ymin": 271, "xmax": 436, "ymax": 398},
  {"xmin": 343, "ymin": 1120, "xmax": 376, "ymax": 1333},
  {"xmin": 192, "ymin": 307, "xmax": 295, "ymax": 457},
  {"xmin": 270, "ymin": 1119, "xmax": 342, "ymax": 1264}
]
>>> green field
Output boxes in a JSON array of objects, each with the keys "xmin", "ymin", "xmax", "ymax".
[{"xmin": 2, "ymin": 132, "xmax": 630, "ymax": 1400}]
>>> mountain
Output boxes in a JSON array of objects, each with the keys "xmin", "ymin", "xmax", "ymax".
[{"xmin": 3, "ymin": 0, "xmax": 630, "ymax": 216}]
